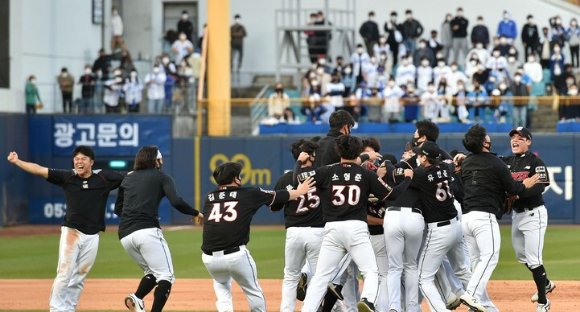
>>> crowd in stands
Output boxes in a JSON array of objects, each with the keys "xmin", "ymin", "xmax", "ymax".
[{"xmin": 266, "ymin": 8, "xmax": 580, "ymax": 128}]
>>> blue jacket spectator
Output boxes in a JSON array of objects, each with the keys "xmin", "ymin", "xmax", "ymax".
[
  {"xmin": 497, "ymin": 11, "xmax": 517, "ymax": 40},
  {"xmin": 467, "ymin": 84, "xmax": 490, "ymax": 121}
]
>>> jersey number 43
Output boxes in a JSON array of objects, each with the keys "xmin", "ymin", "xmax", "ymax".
[{"xmin": 208, "ymin": 201, "xmax": 239, "ymax": 222}]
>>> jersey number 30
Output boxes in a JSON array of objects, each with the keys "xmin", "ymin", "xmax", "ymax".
[
  {"xmin": 332, "ymin": 185, "xmax": 361, "ymax": 206},
  {"xmin": 208, "ymin": 201, "xmax": 238, "ymax": 222}
]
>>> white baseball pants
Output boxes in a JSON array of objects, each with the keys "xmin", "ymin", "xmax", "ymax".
[
  {"xmin": 370, "ymin": 234, "xmax": 389, "ymax": 312},
  {"xmin": 512, "ymin": 205, "xmax": 548, "ymax": 269},
  {"xmin": 49, "ymin": 226, "xmax": 99, "ymax": 312},
  {"xmin": 301, "ymin": 220, "xmax": 379, "ymax": 312},
  {"xmin": 202, "ymin": 245, "xmax": 265, "ymax": 312},
  {"xmin": 120, "ymin": 228, "xmax": 175, "ymax": 283}
]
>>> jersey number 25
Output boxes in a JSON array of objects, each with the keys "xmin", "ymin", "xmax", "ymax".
[
  {"xmin": 296, "ymin": 189, "xmax": 321, "ymax": 214},
  {"xmin": 208, "ymin": 201, "xmax": 238, "ymax": 222}
]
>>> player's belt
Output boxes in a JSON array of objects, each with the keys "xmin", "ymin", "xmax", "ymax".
[
  {"xmin": 427, "ymin": 216, "xmax": 459, "ymax": 229},
  {"xmin": 514, "ymin": 206, "xmax": 541, "ymax": 213},
  {"xmin": 387, "ymin": 207, "xmax": 422, "ymax": 214},
  {"xmin": 203, "ymin": 246, "xmax": 241, "ymax": 256}
]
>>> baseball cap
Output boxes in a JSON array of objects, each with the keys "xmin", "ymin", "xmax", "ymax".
[
  {"xmin": 509, "ymin": 126, "xmax": 532, "ymax": 140},
  {"xmin": 412, "ymin": 141, "xmax": 441, "ymax": 158}
]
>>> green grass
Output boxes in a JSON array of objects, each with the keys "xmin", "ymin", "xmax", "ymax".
[{"xmin": 0, "ymin": 226, "xmax": 579, "ymax": 280}]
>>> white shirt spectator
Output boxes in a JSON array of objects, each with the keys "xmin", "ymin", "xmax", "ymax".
[
  {"xmin": 326, "ymin": 81, "xmax": 346, "ymax": 108},
  {"xmin": 382, "ymin": 84, "xmax": 404, "ymax": 113},
  {"xmin": 416, "ymin": 65, "xmax": 433, "ymax": 92},
  {"xmin": 433, "ymin": 65, "xmax": 452, "ymax": 87},
  {"xmin": 486, "ymin": 56, "xmax": 509, "ymax": 82},
  {"xmin": 466, "ymin": 47, "xmax": 490, "ymax": 67},
  {"xmin": 524, "ymin": 61, "xmax": 543, "ymax": 83},
  {"xmin": 267, "ymin": 92, "xmax": 290, "ymax": 117},
  {"xmin": 396, "ymin": 63, "xmax": 416, "ymax": 87},
  {"xmin": 123, "ymin": 77, "xmax": 144, "ymax": 105},
  {"xmin": 364, "ymin": 62, "xmax": 379, "ymax": 88},
  {"xmin": 373, "ymin": 43, "xmax": 390, "ymax": 57},
  {"xmin": 420, "ymin": 90, "xmax": 441, "ymax": 121},
  {"xmin": 144, "ymin": 72, "xmax": 167, "ymax": 100},
  {"xmin": 172, "ymin": 39, "xmax": 194, "ymax": 64},
  {"xmin": 351, "ymin": 51, "xmax": 371, "ymax": 79},
  {"xmin": 447, "ymin": 69, "xmax": 469, "ymax": 94},
  {"xmin": 111, "ymin": 13, "xmax": 123, "ymax": 36},
  {"xmin": 104, "ymin": 79, "xmax": 123, "ymax": 107}
]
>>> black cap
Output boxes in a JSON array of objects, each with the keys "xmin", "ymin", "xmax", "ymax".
[
  {"xmin": 509, "ymin": 127, "xmax": 532, "ymax": 140},
  {"xmin": 412, "ymin": 141, "xmax": 441, "ymax": 158}
]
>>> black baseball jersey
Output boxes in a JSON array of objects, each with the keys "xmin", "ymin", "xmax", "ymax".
[
  {"xmin": 47, "ymin": 169, "xmax": 125, "ymax": 235},
  {"xmin": 115, "ymin": 169, "xmax": 199, "ymax": 239},
  {"xmin": 501, "ymin": 151, "xmax": 549, "ymax": 211},
  {"xmin": 295, "ymin": 161, "xmax": 411, "ymax": 222},
  {"xmin": 271, "ymin": 168, "xmax": 324, "ymax": 228},
  {"xmin": 461, "ymin": 152, "xmax": 527, "ymax": 216},
  {"xmin": 384, "ymin": 159, "xmax": 422, "ymax": 210},
  {"xmin": 201, "ymin": 186, "xmax": 290, "ymax": 254},
  {"xmin": 314, "ymin": 129, "xmax": 342, "ymax": 167},
  {"xmin": 410, "ymin": 163, "xmax": 458, "ymax": 223}
]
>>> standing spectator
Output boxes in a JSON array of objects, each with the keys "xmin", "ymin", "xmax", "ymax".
[
  {"xmin": 25, "ymin": 75, "xmax": 42, "ymax": 114},
  {"xmin": 306, "ymin": 13, "xmax": 318, "ymax": 63},
  {"xmin": 497, "ymin": 35, "xmax": 514, "ymax": 57},
  {"xmin": 171, "ymin": 32, "xmax": 194, "ymax": 65},
  {"xmin": 333, "ymin": 56, "xmax": 345, "ymax": 75},
  {"xmin": 360, "ymin": 11, "xmax": 379, "ymax": 55},
  {"xmin": 447, "ymin": 62, "xmax": 468, "ymax": 94},
  {"xmin": 323, "ymin": 74, "xmax": 345, "ymax": 120},
  {"xmin": 110, "ymin": 6, "xmax": 124, "ymax": 53},
  {"xmin": 382, "ymin": 78, "xmax": 404, "ymax": 122},
  {"xmin": 177, "ymin": 10, "xmax": 194, "ymax": 42},
  {"xmin": 550, "ymin": 16, "xmax": 567, "ymax": 48},
  {"xmin": 402, "ymin": 86, "xmax": 420, "ymax": 122},
  {"xmin": 471, "ymin": 16, "xmax": 490, "ymax": 48},
  {"xmin": 231, "ymin": 14, "xmax": 247, "ymax": 72},
  {"xmin": 351, "ymin": 44, "xmax": 371, "ymax": 86},
  {"xmin": 510, "ymin": 73, "xmax": 530, "ymax": 127},
  {"xmin": 441, "ymin": 14, "xmax": 453, "ymax": 61},
  {"xmin": 497, "ymin": 10, "xmax": 517, "ymax": 44},
  {"xmin": 396, "ymin": 56, "xmax": 416, "ymax": 87},
  {"xmin": 413, "ymin": 39, "xmax": 435, "ymax": 67},
  {"xmin": 450, "ymin": 7, "xmax": 469, "ymax": 66},
  {"xmin": 161, "ymin": 53, "xmax": 178, "ymax": 77},
  {"xmin": 373, "ymin": 36, "xmax": 390, "ymax": 59},
  {"xmin": 427, "ymin": 30, "xmax": 443, "ymax": 63},
  {"xmin": 268, "ymin": 82, "xmax": 290, "ymax": 119},
  {"xmin": 467, "ymin": 81, "xmax": 490, "ymax": 122},
  {"xmin": 93, "ymin": 49, "xmax": 111, "ymax": 80},
  {"xmin": 522, "ymin": 15, "xmax": 540, "ymax": 61},
  {"xmin": 57, "ymin": 67, "xmax": 74, "ymax": 114},
  {"xmin": 119, "ymin": 51, "xmax": 134, "ymax": 78},
  {"xmin": 145, "ymin": 65, "xmax": 167, "ymax": 114},
  {"xmin": 123, "ymin": 70, "xmax": 143, "ymax": 113},
  {"xmin": 453, "ymin": 80, "xmax": 470, "ymax": 122},
  {"xmin": 401, "ymin": 10, "xmax": 423, "ymax": 54},
  {"xmin": 539, "ymin": 27, "xmax": 552, "ymax": 69},
  {"xmin": 103, "ymin": 75, "xmax": 123, "ymax": 113},
  {"xmin": 314, "ymin": 11, "xmax": 332, "ymax": 60},
  {"xmin": 341, "ymin": 65, "xmax": 356, "ymax": 95},
  {"xmin": 567, "ymin": 19, "xmax": 580, "ymax": 68},
  {"xmin": 495, "ymin": 82, "xmax": 512, "ymax": 124},
  {"xmin": 433, "ymin": 59, "xmax": 451, "ymax": 87},
  {"xmin": 163, "ymin": 30, "xmax": 179, "ymax": 59},
  {"xmin": 416, "ymin": 58, "xmax": 433, "ymax": 92},
  {"xmin": 364, "ymin": 57, "xmax": 380, "ymax": 88},
  {"xmin": 549, "ymin": 44, "xmax": 565, "ymax": 93},
  {"xmin": 78, "ymin": 65, "xmax": 96, "ymax": 114},
  {"xmin": 94, "ymin": 70, "xmax": 105, "ymax": 114},
  {"xmin": 385, "ymin": 12, "xmax": 403, "ymax": 66},
  {"xmin": 507, "ymin": 46, "xmax": 520, "ymax": 78},
  {"xmin": 316, "ymin": 66, "xmax": 332, "ymax": 94}
]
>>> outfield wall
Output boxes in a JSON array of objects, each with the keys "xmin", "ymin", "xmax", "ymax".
[{"xmin": 0, "ymin": 114, "xmax": 578, "ymax": 226}]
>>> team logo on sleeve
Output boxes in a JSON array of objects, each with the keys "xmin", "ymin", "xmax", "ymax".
[
  {"xmin": 298, "ymin": 171, "xmax": 316, "ymax": 182},
  {"xmin": 259, "ymin": 188, "xmax": 275, "ymax": 195}
]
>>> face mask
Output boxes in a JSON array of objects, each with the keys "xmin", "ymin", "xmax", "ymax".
[
  {"xmin": 318, "ymin": 58, "xmax": 326, "ymax": 65},
  {"xmin": 275, "ymin": 88, "xmax": 283, "ymax": 93},
  {"xmin": 112, "ymin": 10, "xmax": 118, "ymax": 16},
  {"xmin": 477, "ymin": 20, "xmax": 484, "ymax": 26},
  {"xmin": 557, "ymin": 19, "xmax": 562, "ymax": 24},
  {"xmin": 528, "ymin": 57, "xmax": 535, "ymax": 63},
  {"xmin": 311, "ymin": 80, "xmax": 319, "ymax": 86},
  {"xmin": 457, "ymin": 12, "xmax": 463, "ymax": 17},
  {"xmin": 499, "ymin": 84, "xmax": 507, "ymax": 90},
  {"xmin": 115, "ymin": 77, "xmax": 123, "ymax": 84},
  {"xmin": 438, "ymin": 62, "xmax": 445, "ymax": 67},
  {"xmin": 380, "ymin": 54, "xmax": 386, "ymax": 60},
  {"xmin": 514, "ymin": 76, "xmax": 522, "ymax": 82},
  {"xmin": 508, "ymin": 56, "xmax": 516, "ymax": 63},
  {"xmin": 458, "ymin": 84, "xmax": 464, "ymax": 90},
  {"xmin": 391, "ymin": 15, "xmax": 397, "ymax": 21},
  {"xmin": 436, "ymin": 53, "xmax": 443, "ymax": 59},
  {"xmin": 153, "ymin": 67, "xmax": 160, "ymax": 74},
  {"xmin": 130, "ymin": 72, "xmax": 137, "ymax": 78},
  {"xmin": 428, "ymin": 86, "xmax": 436, "ymax": 92},
  {"xmin": 422, "ymin": 60, "xmax": 430, "ymax": 66},
  {"xmin": 500, "ymin": 38, "xmax": 507, "ymax": 44},
  {"xmin": 567, "ymin": 79, "xmax": 574, "ymax": 86},
  {"xmin": 182, "ymin": 14, "xmax": 188, "ymax": 20},
  {"xmin": 357, "ymin": 47, "xmax": 364, "ymax": 54},
  {"xmin": 489, "ymin": 76, "xmax": 496, "ymax": 82},
  {"xmin": 411, "ymin": 136, "xmax": 421, "ymax": 147},
  {"xmin": 470, "ymin": 60, "xmax": 477, "ymax": 67},
  {"xmin": 370, "ymin": 57, "xmax": 377, "ymax": 63},
  {"xmin": 309, "ymin": 72, "xmax": 316, "ymax": 79},
  {"xmin": 388, "ymin": 81, "xmax": 395, "ymax": 87},
  {"xmin": 30, "ymin": 79, "xmax": 36, "ymax": 83},
  {"xmin": 504, "ymin": 14, "xmax": 509, "ymax": 20},
  {"xmin": 509, "ymin": 49, "xmax": 516, "ymax": 54},
  {"xmin": 316, "ymin": 68, "xmax": 324, "ymax": 75},
  {"xmin": 344, "ymin": 68, "xmax": 352, "ymax": 74},
  {"xmin": 379, "ymin": 37, "xmax": 386, "ymax": 43},
  {"xmin": 406, "ymin": 14, "xmax": 412, "ymax": 19},
  {"xmin": 570, "ymin": 88, "xmax": 579, "ymax": 95},
  {"xmin": 419, "ymin": 42, "xmax": 426, "ymax": 49},
  {"xmin": 528, "ymin": 18, "xmax": 534, "ymax": 23},
  {"xmin": 554, "ymin": 47, "xmax": 561, "ymax": 53},
  {"xmin": 235, "ymin": 18, "xmax": 241, "ymax": 23},
  {"xmin": 369, "ymin": 16, "xmax": 374, "ymax": 21},
  {"xmin": 493, "ymin": 51, "xmax": 501, "ymax": 57},
  {"xmin": 476, "ymin": 43, "xmax": 483, "ymax": 49},
  {"xmin": 451, "ymin": 65, "xmax": 458, "ymax": 71},
  {"xmin": 114, "ymin": 70, "xmax": 122, "ymax": 76},
  {"xmin": 162, "ymin": 57, "xmax": 169, "ymax": 64},
  {"xmin": 84, "ymin": 69, "xmax": 92, "ymax": 75},
  {"xmin": 447, "ymin": 16, "xmax": 452, "ymax": 22},
  {"xmin": 402, "ymin": 59, "xmax": 409, "ymax": 65},
  {"xmin": 572, "ymin": 21, "xmax": 578, "ymax": 27},
  {"xmin": 416, "ymin": 157, "xmax": 422, "ymax": 167}
]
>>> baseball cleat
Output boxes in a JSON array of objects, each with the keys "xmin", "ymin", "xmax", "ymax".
[
  {"xmin": 536, "ymin": 299, "xmax": 551, "ymax": 311},
  {"xmin": 328, "ymin": 283, "xmax": 344, "ymax": 301},
  {"xmin": 124, "ymin": 293, "xmax": 145, "ymax": 312},
  {"xmin": 356, "ymin": 298, "xmax": 376, "ymax": 312},
  {"xmin": 460, "ymin": 294, "xmax": 487, "ymax": 312},
  {"xmin": 446, "ymin": 295, "xmax": 462, "ymax": 310},
  {"xmin": 532, "ymin": 280, "xmax": 556, "ymax": 303},
  {"xmin": 297, "ymin": 273, "xmax": 308, "ymax": 301}
]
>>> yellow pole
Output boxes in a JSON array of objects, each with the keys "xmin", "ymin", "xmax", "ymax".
[
  {"xmin": 207, "ymin": 0, "xmax": 231, "ymax": 136},
  {"xmin": 197, "ymin": 26, "xmax": 209, "ymax": 136}
]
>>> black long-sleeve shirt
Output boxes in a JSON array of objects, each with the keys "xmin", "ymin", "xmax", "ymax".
[
  {"xmin": 451, "ymin": 17, "xmax": 469, "ymax": 38},
  {"xmin": 501, "ymin": 151, "xmax": 548, "ymax": 211},
  {"xmin": 314, "ymin": 129, "xmax": 343, "ymax": 167},
  {"xmin": 115, "ymin": 169, "xmax": 199, "ymax": 239},
  {"xmin": 461, "ymin": 152, "xmax": 527, "ymax": 217},
  {"xmin": 359, "ymin": 21, "xmax": 379, "ymax": 40}
]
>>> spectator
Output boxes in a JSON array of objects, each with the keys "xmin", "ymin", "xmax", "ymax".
[
  {"xmin": 567, "ymin": 19, "xmax": 580, "ymax": 68},
  {"xmin": 561, "ymin": 85, "xmax": 580, "ymax": 121},
  {"xmin": 549, "ymin": 16, "xmax": 567, "ymax": 48},
  {"xmin": 420, "ymin": 82, "xmax": 439, "ymax": 121},
  {"xmin": 416, "ymin": 57, "xmax": 433, "ymax": 92},
  {"xmin": 360, "ymin": 11, "xmax": 379, "ymax": 55},
  {"xmin": 119, "ymin": 51, "xmax": 134, "ymax": 78},
  {"xmin": 467, "ymin": 81, "xmax": 490, "ymax": 122},
  {"xmin": 522, "ymin": 15, "xmax": 540, "ymax": 61},
  {"xmin": 364, "ymin": 57, "xmax": 379, "ymax": 88},
  {"xmin": 453, "ymin": 80, "xmax": 470, "ymax": 122},
  {"xmin": 231, "ymin": 14, "xmax": 247, "ymax": 72},
  {"xmin": 540, "ymin": 27, "xmax": 552, "ymax": 69},
  {"xmin": 465, "ymin": 56, "xmax": 482, "ymax": 83},
  {"xmin": 316, "ymin": 66, "xmax": 332, "ymax": 94},
  {"xmin": 471, "ymin": 16, "xmax": 490, "ymax": 48},
  {"xmin": 495, "ymin": 82, "xmax": 512, "ymax": 123},
  {"xmin": 317, "ymin": 56, "xmax": 332, "ymax": 74},
  {"xmin": 78, "ymin": 65, "xmax": 96, "ymax": 113},
  {"xmin": 515, "ymin": 66, "xmax": 533, "ymax": 91},
  {"xmin": 177, "ymin": 10, "xmax": 195, "ymax": 42},
  {"xmin": 352, "ymin": 87, "xmax": 371, "ymax": 121},
  {"xmin": 506, "ymin": 47, "xmax": 520, "ymax": 78},
  {"xmin": 402, "ymin": 86, "xmax": 420, "ymax": 122},
  {"xmin": 437, "ymin": 78, "xmax": 452, "ymax": 122},
  {"xmin": 524, "ymin": 54, "xmax": 543, "ymax": 85},
  {"xmin": 448, "ymin": 62, "xmax": 468, "ymax": 94},
  {"xmin": 308, "ymin": 78, "xmax": 322, "ymax": 96},
  {"xmin": 377, "ymin": 52, "xmax": 388, "ymax": 73},
  {"xmin": 510, "ymin": 73, "xmax": 530, "ymax": 127},
  {"xmin": 561, "ymin": 65, "xmax": 576, "ymax": 95},
  {"xmin": 171, "ymin": 31, "xmax": 194, "ymax": 64},
  {"xmin": 57, "ymin": 67, "xmax": 74, "ymax": 114},
  {"xmin": 427, "ymin": 30, "xmax": 443, "ymax": 63},
  {"xmin": 341, "ymin": 65, "xmax": 356, "ymax": 95},
  {"xmin": 413, "ymin": 39, "xmax": 435, "ymax": 67},
  {"xmin": 25, "ymin": 75, "xmax": 42, "ymax": 114},
  {"xmin": 301, "ymin": 70, "xmax": 317, "ymax": 97},
  {"xmin": 450, "ymin": 7, "xmax": 469, "ymax": 66},
  {"xmin": 145, "ymin": 64, "xmax": 167, "ymax": 114},
  {"xmin": 497, "ymin": 10, "xmax": 517, "ymax": 44},
  {"xmin": 282, "ymin": 107, "xmax": 301, "ymax": 124},
  {"xmin": 497, "ymin": 35, "xmax": 514, "ymax": 57},
  {"xmin": 268, "ymin": 82, "xmax": 290, "ymax": 119},
  {"xmin": 401, "ymin": 10, "xmax": 423, "ymax": 54},
  {"xmin": 549, "ymin": 44, "xmax": 565, "ymax": 93},
  {"xmin": 110, "ymin": 6, "xmax": 124, "ymax": 53},
  {"xmin": 301, "ymin": 94, "xmax": 326, "ymax": 123},
  {"xmin": 486, "ymin": 48, "xmax": 509, "ymax": 82},
  {"xmin": 103, "ymin": 75, "xmax": 123, "ymax": 113},
  {"xmin": 333, "ymin": 56, "xmax": 345, "ymax": 75},
  {"xmin": 313, "ymin": 11, "xmax": 332, "ymax": 60},
  {"xmin": 123, "ymin": 70, "xmax": 143, "ymax": 113},
  {"xmin": 433, "ymin": 58, "xmax": 451, "ymax": 87},
  {"xmin": 466, "ymin": 42, "xmax": 491, "ymax": 67},
  {"xmin": 351, "ymin": 44, "xmax": 371, "ymax": 86},
  {"xmin": 93, "ymin": 70, "xmax": 105, "ymax": 114},
  {"xmin": 306, "ymin": 13, "xmax": 318, "ymax": 63},
  {"xmin": 93, "ymin": 49, "xmax": 111, "ymax": 80},
  {"xmin": 373, "ymin": 35, "xmax": 390, "ymax": 59},
  {"xmin": 384, "ymin": 11, "xmax": 403, "ymax": 66},
  {"xmin": 382, "ymin": 78, "xmax": 404, "ymax": 123},
  {"xmin": 395, "ymin": 55, "xmax": 416, "ymax": 86},
  {"xmin": 161, "ymin": 53, "xmax": 178, "ymax": 76},
  {"xmin": 163, "ymin": 30, "xmax": 179, "ymax": 59},
  {"xmin": 441, "ymin": 14, "xmax": 453, "ymax": 61},
  {"xmin": 472, "ymin": 61, "xmax": 489, "ymax": 85}
]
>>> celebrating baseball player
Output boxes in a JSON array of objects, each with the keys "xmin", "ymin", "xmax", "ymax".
[
  {"xmin": 501, "ymin": 127, "xmax": 555, "ymax": 312},
  {"xmin": 7, "ymin": 146, "xmax": 125, "ymax": 312},
  {"xmin": 115, "ymin": 146, "xmax": 203, "ymax": 312},
  {"xmin": 201, "ymin": 162, "xmax": 314, "ymax": 312}
]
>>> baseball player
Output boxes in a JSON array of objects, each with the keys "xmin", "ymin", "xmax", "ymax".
[
  {"xmin": 458, "ymin": 125, "xmax": 539, "ymax": 311},
  {"xmin": 115, "ymin": 146, "xmax": 203, "ymax": 312},
  {"xmin": 314, "ymin": 110, "xmax": 355, "ymax": 167},
  {"xmin": 295, "ymin": 135, "xmax": 413, "ymax": 312},
  {"xmin": 272, "ymin": 139, "xmax": 325, "ymax": 312},
  {"xmin": 201, "ymin": 162, "xmax": 314, "ymax": 312},
  {"xmin": 501, "ymin": 127, "xmax": 555, "ymax": 312},
  {"xmin": 7, "ymin": 146, "xmax": 125, "ymax": 312}
]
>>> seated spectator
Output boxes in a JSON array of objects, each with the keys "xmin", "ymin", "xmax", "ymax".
[
  {"xmin": 497, "ymin": 11, "xmax": 517, "ymax": 44},
  {"xmin": 471, "ymin": 16, "xmax": 490, "ymax": 48},
  {"xmin": 123, "ymin": 70, "xmax": 143, "ymax": 113},
  {"xmin": 333, "ymin": 56, "xmax": 345, "ymax": 75},
  {"xmin": 302, "ymin": 70, "xmax": 317, "ymax": 97},
  {"xmin": 364, "ymin": 57, "xmax": 380, "ymax": 88},
  {"xmin": 395, "ymin": 55, "xmax": 416, "ymax": 86},
  {"xmin": 486, "ymin": 48, "xmax": 509, "ymax": 82},
  {"xmin": 307, "ymin": 78, "xmax": 322, "ymax": 96},
  {"xmin": 281, "ymin": 107, "xmax": 301, "ymax": 124},
  {"xmin": 466, "ymin": 42, "xmax": 490, "ymax": 68},
  {"xmin": 341, "ymin": 65, "xmax": 356, "ymax": 95},
  {"xmin": 317, "ymin": 56, "xmax": 332, "ymax": 74},
  {"xmin": 316, "ymin": 66, "xmax": 332, "ymax": 94},
  {"xmin": 402, "ymin": 86, "xmax": 420, "ymax": 122},
  {"xmin": 104, "ymin": 75, "xmax": 124, "ymax": 113},
  {"xmin": 413, "ymin": 39, "xmax": 435, "ymax": 67},
  {"xmin": 416, "ymin": 57, "xmax": 433, "ymax": 92},
  {"xmin": 495, "ymin": 82, "xmax": 512, "ymax": 123},
  {"xmin": 433, "ymin": 58, "xmax": 451, "ymax": 87},
  {"xmin": 382, "ymin": 78, "xmax": 404, "ymax": 123},
  {"xmin": 300, "ymin": 94, "xmax": 326, "ymax": 123},
  {"xmin": 506, "ymin": 46, "xmax": 520, "ymax": 78},
  {"xmin": 427, "ymin": 30, "xmax": 443, "ymax": 62},
  {"xmin": 373, "ymin": 35, "xmax": 390, "ymax": 58},
  {"xmin": 465, "ymin": 53, "xmax": 482, "ymax": 79},
  {"xmin": 325, "ymin": 73, "xmax": 345, "ymax": 111},
  {"xmin": 467, "ymin": 81, "xmax": 490, "ymax": 122},
  {"xmin": 484, "ymin": 74, "xmax": 498, "ymax": 95},
  {"xmin": 510, "ymin": 73, "xmax": 530, "ymax": 127},
  {"xmin": 267, "ymin": 82, "xmax": 290, "ymax": 119},
  {"xmin": 436, "ymin": 78, "xmax": 452, "ymax": 122},
  {"xmin": 497, "ymin": 35, "xmax": 513, "ymax": 56},
  {"xmin": 472, "ymin": 62, "xmax": 489, "ymax": 86},
  {"xmin": 378, "ymin": 51, "xmax": 388, "ymax": 73},
  {"xmin": 524, "ymin": 54, "xmax": 543, "ymax": 85},
  {"xmin": 560, "ymin": 84, "xmax": 580, "ymax": 121},
  {"xmin": 420, "ymin": 82, "xmax": 440, "ymax": 121},
  {"xmin": 348, "ymin": 92, "xmax": 369, "ymax": 122},
  {"xmin": 171, "ymin": 31, "xmax": 194, "ymax": 64},
  {"xmin": 447, "ymin": 62, "xmax": 468, "ymax": 94},
  {"xmin": 144, "ymin": 64, "xmax": 167, "ymax": 114},
  {"xmin": 452, "ymin": 80, "xmax": 470, "ymax": 122}
]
